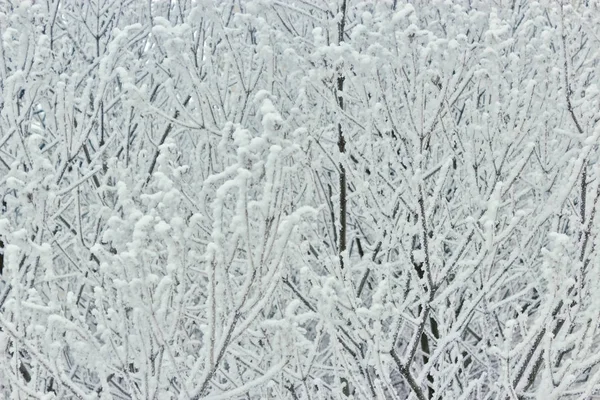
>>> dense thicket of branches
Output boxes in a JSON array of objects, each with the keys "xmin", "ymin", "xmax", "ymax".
[{"xmin": 1, "ymin": 0, "xmax": 600, "ymax": 398}]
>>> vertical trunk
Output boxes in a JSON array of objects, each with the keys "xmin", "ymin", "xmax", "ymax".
[
  {"xmin": 337, "ymin": 0, "xmax": 347, "ymax": 270},
  {"xmin": 337, "ymin": 3, "xmax": 352, "ymax": 396}
]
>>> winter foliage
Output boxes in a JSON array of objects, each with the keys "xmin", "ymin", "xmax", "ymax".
[{"xmin": 1, "ymin": 0, "xmax": 600, "ymax": 398}]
